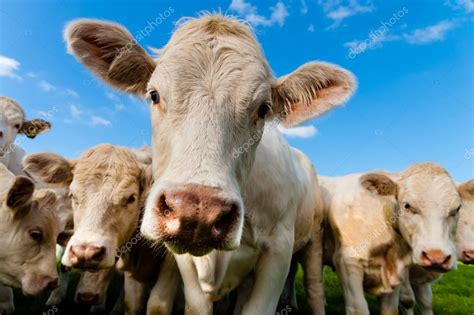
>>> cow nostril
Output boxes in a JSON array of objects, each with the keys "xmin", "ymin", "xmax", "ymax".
[
  {"xmin": 443, "ymin": 255, "xmax": 451, "ymax": 265},
  {"xmin": 91, "ymin": 246, "xmax": 106, "ymax": 260},
  {"xmin": 213, "ymin": 203, "xmax": 239, "ymax": 237},
  {"xmin": 157, "ymin": 194, "xmax": 174, "ymax": 218},
  {"xmin": 46, "ymin": 278, "xmax": 58, "ymax": 292},
  {"xmin": 0, "ymin": 131, "xmax": 3, "ymax": 138}
]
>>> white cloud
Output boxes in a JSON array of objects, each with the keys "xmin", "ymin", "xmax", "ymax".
[
  {"xmin": 114, "ymin": 103, "xmax": 125, "ymax": 111},
  {"xmin": 0, "ymin": 55, "xmax": 22, "ymax": 80},
  {"xmin": 39, "ymin": 80, "xmax": 56, "ymax": 92},
  {"xmin": 26, "ymin": 72, "xmax": 38, "ymax": 78},
  {"xmin": 445, "ymin": 0, "xmax": 474, "ymax": 13},
  {"xmin": 105, "ymin": 91, "xmax": 119, "ymax": 100},
  {"xmin": 402, "ymin": 20, "xmax": 457, "ymax": 45},
  {"xmin": 229, "ymin": 0, "xmax": 289, "ymax": 27},
  {"xmin": 69, "ymin": 104, "xmax": 82, "ymax": 118},
  {"xmin": 308, "ymin": 24, "xmax": 315, "ymax": 32},
  {"xmin": 278, "ymin": 125, "xmax": 318, "ymax": 138},
  {"xmin": 64, "ymin": 88, "xmax": 79, "ymax": 98},
  {"xmin": 90, "ymin": 116, "xmax": 111, "ymax": 126},
  {"xmin": 318, "ymin": 0, "xmax": 375, "ymax": 29}
]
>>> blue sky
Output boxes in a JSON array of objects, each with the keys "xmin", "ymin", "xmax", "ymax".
[{"xmin": 0, "ymin": 0, "xmax": 472, "ymax": 181}]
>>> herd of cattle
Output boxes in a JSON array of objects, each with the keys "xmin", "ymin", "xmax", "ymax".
[{"xmin": 0, "ymin": 14, "xmax": 472, "ymax": 315}]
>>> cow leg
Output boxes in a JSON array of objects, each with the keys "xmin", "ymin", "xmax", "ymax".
[
  {"xmin": 234, "ymin": 276, "xmax": 254, "ymax": 315},
  {"xmin": 279, "ymin": 256, "xmax": 299, "ymax": 311},
  {"xmin": 146, "ymin": 253, "xmax": 180, "ymax": 315},
  {"xmin": 0, "ymin": 284, "xmax": 14, "ymax": 315},
  {"xmin": 241, "ymin": 226, "xmax": 294, "ymax": 315},
  {"xmin": 123, "ymin": 272, "xmax": 147, "ymax": 315},
  {"xmin": 301, "ymin": 228, "xmax": 326, "ymax": 315},
  {"xmin": 334, "ymin": 255, "xmax": 369, "ymax": 315},
  {"xmin": 413, "ymin": 283, "xmax": 433, "ymax": 315},
  {"xmin": 46, "ymin": 268, "xmax": 69, "ymax": 306},
  {"xmin": 399, "ymin": 276, "xmax": 415, "ymax": 315},
  {"xmin": 379, "ymin": 286, "xmax": 400, "ymax": 315},
  {"xmin": 175, "ymin": 255, "xmax": 212, "ymax": 315}
]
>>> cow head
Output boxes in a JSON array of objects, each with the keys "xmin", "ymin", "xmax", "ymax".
[
  {"xmin": 23, "ymin": 144, "xmax": 152, "ymax": 269},
  {"xmin": 0, "ymin": 164, "xmax": 62, "ymax": 295},
  {"xmin": 75, "ymin": 268, "xmax": 115, "ymax": 308},
  {"xmin": 360, "ymin": 163, "xmax": 461, "ymax": 272},
  {"xmin": 456, "ymin": 179, "xmax": 474, "ymax": 264},
  {"xmin": 63, "ymin": 15, "xmax": 355, "ymax": 255},
  {"xmin": 0, "ymin": 96, "xmax": 51, "ymax": 155}
]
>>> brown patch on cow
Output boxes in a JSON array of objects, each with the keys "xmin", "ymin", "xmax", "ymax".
[
  {"xmin": 360, "ymin": 173, "xmax": 398, "ymax": 196},
  {"xmin": 459, "ymin": 180, "xmax": 474, "ymax": 201}
]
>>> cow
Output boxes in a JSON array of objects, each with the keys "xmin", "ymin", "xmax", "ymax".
[
  {"xmin": 75, "ymin": 268, "xmax": 118, "ymax": 313},
  {"xmin": 24, "ymin": 144, "xmax": 180, "ymax": 315},
  {"xmin": 0, "ymin": 164, "xmax": 67, "ymax": 298},
  {"xmin": 399, "ymin": 179, "xmax": 474, "ymax": 315},
  {"xmin": 63, "ymin": 14, "xmax": 355, "ymax": 314},
  {"xmin": 0, "ymin": 96, "xmax": 50, "ymax": 175},
  {"xmin": 0, "ymin": 96, "xmax": 51, "ymax": 314},
  {"xmin": 316, "ymin": 162, "xmax": 461, "ymax": 315}
]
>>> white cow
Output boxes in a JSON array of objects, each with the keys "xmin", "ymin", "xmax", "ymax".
[
  {"xmin": 0, "ymin": 96, "xmax": 50, "ymax": 175},
  {"xmin": 63, "ymin": 14, "xmax": 355, "ymax": 314},
  {"xmin": 399, "ymin": 179, "xmax": 474, "ymax": 315},
  {"xmin": 317, "ymin": 163, "xmax": 461, "ymax": 315}
]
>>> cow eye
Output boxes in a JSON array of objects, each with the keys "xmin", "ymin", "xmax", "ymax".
[
  {"xmin": 14, "ymin": 123, "xmax": 21, "ymax": 129},
  {"xmin": 29, "ymin": 230, "xmax": 43, "ymax": 242},
  {"xmin": 403, "ymin": 202, "xmax": 418, "ymax": 214},
  {"xmin": 449, "ymin": 205, "xmax": 462, "ymax": 217},
  {"xmin": 149, "ymin": 90, "xmax": 160, "ymax": 105},
  {"xmin": 257, "ymin": 101, "xmax": 271, "ymax": 119},
  {"xmin": 127, "ymin": 195, "xmax": 136, "ymax": 204}
]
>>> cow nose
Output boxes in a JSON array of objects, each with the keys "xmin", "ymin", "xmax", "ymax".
[
  {"xmin": 462, "ymin": 250, "xmax": 474, "ymax": 264},
  {"xmin": 69, "ymin": 244, "xmax": 106, "ymax": 267},
  {"xmin": 155, "ymin": 185, "xmax": 241, "ymax": 254},
  {"xmin": 421, "ymin": 250, "xmax": 452, "ymax": 270},
  {"xmin": 77, "ymin": 292, "xmax": 99, "ymax": 305}
]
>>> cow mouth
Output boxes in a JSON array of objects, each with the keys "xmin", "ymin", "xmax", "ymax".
[
  {"xmin": 164, "ymin": 238, "xmax": 235, "ymax": 257},
  {"xmin": 422, "ymin": 264, "xmax": 450, "ymax": 273}
]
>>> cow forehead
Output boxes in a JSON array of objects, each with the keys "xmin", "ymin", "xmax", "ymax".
[{"xmin": 400, "ymin": 173, "xmax": 460, "ymax": 210}]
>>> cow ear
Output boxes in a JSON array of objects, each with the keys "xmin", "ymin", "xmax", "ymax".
[
  {"xmin": 360, "ymin": 173, "xmax": 398, "ymax": 197},
  {"xmin": 20, "ymin": 119, "xmax": 51, "ymax": 138},
  {"xmin": 459, "ymin": 179, "xmax": 474, "ymax": 201},
  {"xmin": 272, "ymin": 62, "xmax": 356, "ymax": 127},
  {"xmin": 7, "ymin": 176, "xmax": 35, "ymax": 211},
  {"xmin": 64, "ymin": 19, "xmax": 156, "ymax": 96},
  {"xmin": 57, "ymin": 230, "xmax": 74, "ymax": 247},
  {"xmin": 23, "ymin": 153, "xmax": 75, "ymax": 185}
]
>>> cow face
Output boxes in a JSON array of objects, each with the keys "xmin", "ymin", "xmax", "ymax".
[
  {"xmin": 0, "ymin": 164, "xmax": 60, "ymax": 295},
  {"xmin": 360, "ymin": 163, "xmax": 461, "ymax": 272},
  {"xmin": 75, "ymin": 269, "xmax": 115, "ymax": 307},
  {"xmin": 63, "ymin": 16, "xmax": 355, "ymax": 256},
  {"xmin": 23, "ymin": 145, "xmax": 152, "ymax": 270},
  {"xmin": 0, "ymin": 97, "xmax": 51, "ymax": 155},
  {"xmin": 456, "ymin": 180, "xmax": 474, "ymax": 264}
]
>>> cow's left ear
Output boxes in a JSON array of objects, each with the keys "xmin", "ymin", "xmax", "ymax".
[
  {"xmin": 272, "ymin": 62, "xmax": 356, "ymax": 127},
  {"xmin": 20, "ymin": 119, "xmax": 51, "ymax": 138},
  {"xmin": 360, "ymin": 173, "xmax": 398, "ymax": 197},
  {"xmin": 459, "ymin": 179, "xmax": 474, "ymax": 201}
]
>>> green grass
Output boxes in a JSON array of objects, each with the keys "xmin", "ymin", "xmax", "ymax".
[{"xmin": 11, "ymin": 264, "xmax": 474, "ymax": 314}]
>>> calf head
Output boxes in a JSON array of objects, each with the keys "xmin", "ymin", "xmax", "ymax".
[
  {"xmin": 456, "ymin": 180, "xmax": 474, "ymax": 264},
  {"xmin": 0, "ymin": 164, "xmax": 61, "ymax": 295},
  {"xmin": 64, "ymin": 15, "xmax": 355, "ymax": 255},
  {"xmin": 0, "ymin": 96, "xmax": 50, "ymax": 155},
  {"xmin": 23, "ymin": 144, "xmax": 152, "ymax": 269},
  {"xmin": 360, "ymin": 163, "xmax": 461, "ymax": 272}
]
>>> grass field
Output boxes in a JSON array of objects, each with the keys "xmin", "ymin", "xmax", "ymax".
[{"xmin": 12, "ymin": 264, "xmax": 474, "ymax": 314}]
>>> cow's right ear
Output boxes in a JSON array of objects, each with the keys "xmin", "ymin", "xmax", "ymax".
[
  {"xmin": 7, "ymin": 176, "xmax": 35, "ymax": 213},
  {"xmin": 23, "ymin": 153, "xmax": 75, "ymax": 185},
  {"xmin": 459, "ymin": 179, "xmax": 474, "ymax": 201},
  {"xmin": 64, "ymin": 19, "xmax": 156, "ymax": 96},
  {"xmin": 360, "ymin": 173, "xmax": 398, "ymax": 197}
]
